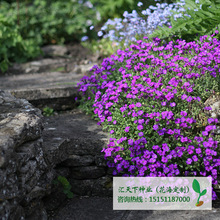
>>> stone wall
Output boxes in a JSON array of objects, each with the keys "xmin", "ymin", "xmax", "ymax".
[
  {"xmin": 0, "ymin": 91, "xmax": 113, "ymax": 220},
  {"xmin": 0, "ymin": 90, "xmax": 45, "ymax": 219}
]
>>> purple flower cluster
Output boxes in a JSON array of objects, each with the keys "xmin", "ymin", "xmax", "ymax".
[{"xmin": 77, "ymin": 34, "xmax": 220, "ymax": 200}]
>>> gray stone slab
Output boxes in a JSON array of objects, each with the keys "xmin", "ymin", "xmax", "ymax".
[
  {"xmin": 0, "ymin": 71, "xmax": 84, "ymax": 110},
  {"xmin": 42, "ymin": 109, "xmax": 110, "ymax": 168},
  {"xmin": 51, "ymin": 196, "xmax": 127, "ymax": 220},
  {"xmin": 42, "ymin": 109, "xmax": 110, "ymax": 142},
  {"xmin": 126, "ymin": 209, "xmax": 220, "ymax": 220},
  {"xmin": 0, "ymin": 71, "xmax": 82, "ymax": 90}
]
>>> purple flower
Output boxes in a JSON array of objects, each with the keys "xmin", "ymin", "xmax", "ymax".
[
  {"xmin": 125, "ymin": 126, "xmax": 130, "ymax": 132},
  {"xmin": 136, "ymin": 102, "xmax": 142, "ymax": 107},
  {"xmin": 180, "ymin": 111, "xmax": 187, "ymax": 117},
  {"xmin": 207, "ymin": 118, "xmax": 214, "ymax": 124},
  {"xmin": 194, "ymin": 136, "xmax": 203, "ymax": 143},
  {"xmin": 152, "ymin": 145, "xmax": 159, "ymax": 150},
  {"xmin": 196, "ymin": 148, "xmax": 202, "ymax": 154},
  {"xmin": 192, "ymin": 155, "xmax": 198, "ymax": 162},
  {"xmin": 170, "ymin": 102, "xmax": 176, "ymax": 107},
  {"xmin": 180, "ymin": 136, "xmax": 188, "ymax": 142},
  {"xmin": 107, "ymin": 116, "xmax": 112, "ymax": 121},
  {"xmin": 205, "ymin": 149, "xmax": 211, "ymax": 155},
  {"xmin": 164, "ymin": 167, "xmax": 169, "ymax": 173},
  {"xmin": 186, "ymin": 96, "xmax": 193, "ymax": 102},
  {"xmin": 167, "ymin": 129, "xmax": 174, "ymax": 135},
  {"xmin": 181, "ymin": 94, "xmax": 188, "ymax": 100},
  {"xmin": 138, "ymin": 110, "xmax": 143, "ymax": 115},
  {"xmin": 153, "ymin": 124, "xmax": 159, "ymax": 130},
  {"xmin": 128, "ymin": 165, "xmax": 135, "ymax": 172},
  {"xmin": 162, "ymin": 143, "xmax": 169, "ymax": 152},
  {"xmin": 161, "ymin": 157, "xmax": 168, "ymax": 163},
  {"xmin": 110, "ymin": 130, "xmax": 114, "ymax": 134},
  {"xmin": 113, "ymin": 170, "xmax": 117, "ymax": 175},
  {"xmin": 202, "ymin": 131, "xmax": 208, "ymax": 136},
  {"xmin": 186, "ymin": 158, "xmax": 192, "ymax": 165},
  {"xmin": 175, "ymin": 118, "xmax": 180, "ymax": 124},
  {"xmin": 80, "ymin": 34, "xmax": 220, "ymax": 183},
  {"xmin": 138, "ymin": 132, "xmax": 144, "ymax": 137},
  {"xmin": 161, "ymin": 111, "xmax": 168, "ymax": 119},
  {"xmin": 186, "ymin": 117, "xmax": 194, "ymax": 124},
  {"xmin": 205, "ymin": 125, "xmax": 216, "ymax": 132},
  {"xmin": 140, "ymin": 159, "xmax": 147, "ymax": 166},
  {"xmin": 137, "ymin": 125, "xmax": 143, "ymax": 130},
  {"xmin": 158, "ymin": 129, "xmax": 165, "ymax": 135},
  {"xmin": 128, "ymin": 139, "xmax": 134, "ymax": 145},
  {"xmin": 138, "ymin": 119, "xmax": 145, "ymax": 124},
  {"xmin": 204, "ymin": 106, "xmax": 212, "ymax": 111},
  {"xmin": 197, "ymin": 97, "xmax": 201, "ymax": 102}
]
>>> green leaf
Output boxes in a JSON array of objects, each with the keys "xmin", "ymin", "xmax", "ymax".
[
  {"xmin": 67, "ymin": 192, "xmax": 74, "ymax": 199},
  {"xmin": 200, "ymin": 189, "xmax": 207, "ymax": 196},
  {"xmin": 192, "ymin": 179, "xmax": 201, "ymax": 193}
]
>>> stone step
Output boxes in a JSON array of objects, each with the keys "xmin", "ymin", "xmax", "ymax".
[
  {"xmin": 0, "ymin": 71, "xmax": 84, "ymax": 110},
  {"xmin": 42, "ymin": 109, "xmax": 113, "ymax": 199},
  {"xmin": 5, "ymin": 44, "xmax": 99, "ymax": 75},
  {"xmin": 51, "ymin": 196, "xmax": 220, "ymax": 220},
  {"xmin": 42, "ymin": 109, "xmax": 110, "ymax": 168}
]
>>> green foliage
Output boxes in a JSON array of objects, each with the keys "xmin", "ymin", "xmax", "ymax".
[
  {"xmin": 0, "ymin": 0, "xmax": 99, "ymax": 45},
  {"xmin": 90, "ymin": 0, "xmax": 136, "ymax": 20},
  {"xmin": 42, "ymin": 107, "xmax": 54, "ymax": 116},
  {"xmin": 0, "ymin": 14, "xmax": 41, "ymax": 72},
  {"xmin": 151, "ymin": 0, "xmax": 220, "ymax": 42},
  {"xmin": 53, "ymin": 176, "xmax": 74, "ymax": 199}
]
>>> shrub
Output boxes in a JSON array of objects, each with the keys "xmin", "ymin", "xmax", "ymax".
[
  {"xmin": 0, "ymin": 0, "xmax": 100, "ymax": 45},
  {"xmin": 151, "ymin": 0, "xmax": 220, "ymax": 42},
  {"xmin": 0, "ymin": 15, "xmax": 41, "ymax": 72},
  {"xmin": 77, "ymin": 34, "xmax": 220, "ymax": 200}
]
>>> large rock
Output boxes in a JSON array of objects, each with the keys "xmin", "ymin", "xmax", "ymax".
[
  {"xmin": 0, "ymin": 90, "xmax": 46, "ymax": 219},
  {"xmin": 204, "ymin": 93, "xmax": 220, "ymax": 135},
  {"xmin": 0, "ymin": 91, "xmax": 42, "ymax": 168},
  {"xmin": 61, "ymin": 155, "xmax": 95, "ymax": 167},
  {"xmin": 204, "ymin": 94, "xmax": 220, "ymax": 119},
  {"xmin": 68, "ymin": 176, "xmax": 113, "ymax": 197},
  {"xmin": 41, "ymin": 45, "xmax": 69, "ymax": 57},
  {"xmin": 8, "ymin": 58, "xmax": 67, "ymax": 74},
  {"xmin": 70, "ymin": 166, "xmax": 106, "ymax": 179}
]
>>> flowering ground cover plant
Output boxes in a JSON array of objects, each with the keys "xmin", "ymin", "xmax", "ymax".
[{"xmin": 77, "ymin": 33, "xmax": 220, "ymax": 200}]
